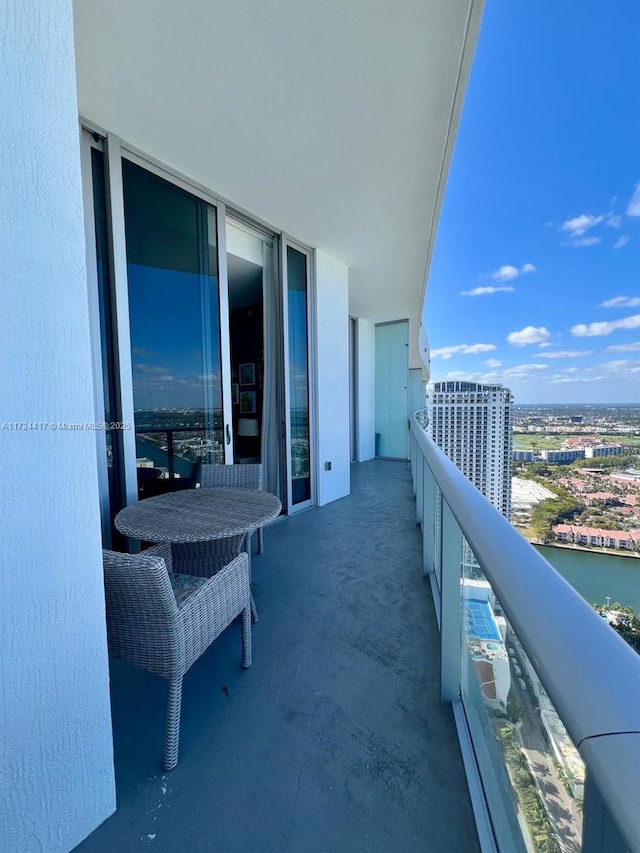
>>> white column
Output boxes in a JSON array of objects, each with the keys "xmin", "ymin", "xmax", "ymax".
[
  {"xmin": 0, "ymin": 2, "xmax": 116, "ymax": 851},
  {"xmin": 314, "ymin": 251, "xmax": 350, "ymax": 505},
  {"xmin": 355, "ymin": 318, "xmax": 376, "ymax": 461}
]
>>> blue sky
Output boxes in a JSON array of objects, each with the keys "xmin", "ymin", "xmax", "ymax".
[{"xmin": 424, "ymin": 0, "xmax": 640, "ymax": 404}]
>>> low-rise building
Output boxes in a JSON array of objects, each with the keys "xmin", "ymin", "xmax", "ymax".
[
  {"xmin": 583, "ymin": 492, "xmax": 617, "ymax": 506},
  {"xmin": 540, "ymin": 449, "xmax": 585, "ymax": 464},
  {"xmin": 585, "ymin": 445, "xmax": 622, "ymax": 458},
  {"xmin": 513, "ymin": 450, "xmax": 535, "ymax": 462},
  {"xmin": 552, "ymin": 524, "xmax": 640, "ymax": 551}
]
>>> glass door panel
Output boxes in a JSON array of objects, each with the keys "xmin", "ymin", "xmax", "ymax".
[
  {"xmin": 91, "ymin": 147, "xmax": 125, "ymax": 525},
  {"xmin": 121, "ymin": 159, "xmax": 227, "ymax": 493},
  {"xmin": 286, "ymin": 246, "xmax": 312, "ymax": 506},
  {"xmin": 82, "ymin": 131, "xmax": 126, "ymax": 544},
  {"xmin": 226, "ymin": 221, "xmax": 266, "ymax": 465}
]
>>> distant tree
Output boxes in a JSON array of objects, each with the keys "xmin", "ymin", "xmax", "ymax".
[{"xmin": 593, "ymin": 603, "xmax": 640, "ymax": 654}]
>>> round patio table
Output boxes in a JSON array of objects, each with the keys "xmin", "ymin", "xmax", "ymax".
[
  {"xmin": 115, "ymin": 487, "xmax": 281, "ymax": 544},
  {"xmin": 115, "ymin": 488, "xmax": 281, "ymax": 622}
]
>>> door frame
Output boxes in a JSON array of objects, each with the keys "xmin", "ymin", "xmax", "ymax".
[
  {"xmin": 80, "ymin": 130, "xmax": 114, "ymax": 543},
  {"xmin": 281, "ymin": 238, "xmax": 316, "ymax": 513}
]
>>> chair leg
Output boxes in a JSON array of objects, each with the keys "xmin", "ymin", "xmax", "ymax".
[
  {"xmin": 257, "ymin": 527, "xmax": 264, "ymax": 554},
  {"xmin": 241, "ymin": 606, "xmax": 252, "ymax": 669},
  {"xmin": 164, "ymin": 676, "xmax": 183, "ymax": 771},
  {"xmin": 242, "ymin": 533, "xmax": 259, "ymax": 622}
]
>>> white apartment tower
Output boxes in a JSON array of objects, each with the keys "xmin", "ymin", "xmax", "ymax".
[{"xmin": 429, "ymin": 381, "xmax": 514, "ymax": 518}]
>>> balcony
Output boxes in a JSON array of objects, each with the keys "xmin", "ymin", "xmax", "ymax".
[{"xmin": 75, "ymin": 459, "xmax": 480, "ymax": 853}]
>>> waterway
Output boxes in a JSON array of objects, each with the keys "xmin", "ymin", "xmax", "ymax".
[
  {"xmin": 135, "ymin": 435, "xmax": 192, "ymax": 478},
  {"xmin": 537, "ymin": 545, "xmax": 640, "ymax": 613}
]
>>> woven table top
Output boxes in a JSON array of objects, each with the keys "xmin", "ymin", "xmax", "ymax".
[{"xmin": 115, "ymin": 488, "xmax": 282, "ymax": 543}]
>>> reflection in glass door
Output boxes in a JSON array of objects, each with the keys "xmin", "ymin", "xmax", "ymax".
[
  {"xmin": 121, "ymin": 159, "xmax": 228, "ymax": 494},
  {"xmin": 286, "ymin": 246, "xmax": 312, "ymax": 506}
]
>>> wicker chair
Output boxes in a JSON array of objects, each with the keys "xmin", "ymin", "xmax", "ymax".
[
  {"xmin": 102, "ymin": 546, "xmax": 251, "ymax": 771},
  {"xmin": 200, "ymin": 463, "xmax": 265, "ymax": 554}
]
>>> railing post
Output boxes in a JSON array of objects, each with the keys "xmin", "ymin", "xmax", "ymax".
[
  {"xmin": 410, "ymin": 431, "xmax": 417, "ymax": 495},
  {"xmin": 422, "ymin": 464, "xmax": 436, "ymax": 577},
  {"xmin": 440, "ymin": 500, "xmax": 462, "ymax": 703},
  {"xmin": 416, "ymin": 453, "xmax": 424, "ymax": 525},
  {"xmin": 167, "ymin": 430, "xmax": 175, "ymax": 479}
]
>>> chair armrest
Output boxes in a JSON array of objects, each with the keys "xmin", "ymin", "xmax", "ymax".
[
  {"xmin": 144, "ymin": 543, "xmax": 173, "ymax": 573},
  {"xmin": 177, "ymin": 553, "xmax": 251, "ymax": 672}
]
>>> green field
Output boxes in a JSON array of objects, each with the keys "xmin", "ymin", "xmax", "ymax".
[{"xmin": 513, "ymin": 433, "xmax": 640, "ymax": 451}]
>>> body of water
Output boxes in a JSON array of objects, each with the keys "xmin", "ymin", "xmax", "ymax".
[
  {"xmin": 135, "ymin": 436, "xmax": 192, "ymax": 478},
  {"xmin": 537, "ymin": 544, "xmax": 640, "ymax": 613}
]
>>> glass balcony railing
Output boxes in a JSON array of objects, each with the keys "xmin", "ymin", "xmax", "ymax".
[
  {"xmin": 410, "ymin": 410, "xmax": 640, "ymax": 853},
  {"xmin": 135, "ymin": 426, "xmax": 224, "ymax": 481}
]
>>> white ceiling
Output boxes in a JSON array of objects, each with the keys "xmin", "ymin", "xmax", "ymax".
[{"xmin": 73, "ymin": 0, "xmax": 481, "ymax": 333}]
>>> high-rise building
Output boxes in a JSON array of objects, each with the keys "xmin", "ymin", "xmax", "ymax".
[{"xmin": 428, "ymin": 381, "xmax": 514, "ymax": 518}]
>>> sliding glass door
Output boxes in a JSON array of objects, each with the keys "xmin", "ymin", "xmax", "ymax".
[
  {"xmin": 121, "ymin": 158, "xmax": 230, "ymax": 489},
  {"xmin": 82, "ymin": 132, "xmax": 317, "ymax": 534},
  {"xmin": 285, "ymin": 244, "xmax": 313, "ymax": 508}
]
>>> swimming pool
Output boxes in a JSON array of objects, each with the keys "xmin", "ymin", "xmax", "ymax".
[{"xmin": 464, "ymin": 598, "xmax": 502, "ymax": 642}]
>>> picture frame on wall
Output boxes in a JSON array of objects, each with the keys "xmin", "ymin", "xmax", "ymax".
[
  {"xmin": 240, "ymin": 363, "xmax": 255, "ymax": 385},
  {"xmin": 231, "ymin": 383, "xmax": 239, "ymax": 405},
  {"xmin": 239, "ymin": 390, "xmax": 256, "ymax": 414}
]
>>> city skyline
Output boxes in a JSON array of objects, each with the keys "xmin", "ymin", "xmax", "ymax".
[{"xmin": 424, "ymin": 1, "xmax": 640, "ymax": 405}]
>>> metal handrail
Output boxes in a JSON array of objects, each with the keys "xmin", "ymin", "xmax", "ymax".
[
  {"xmin": 410, "ymin": 409, "xmax": 640, "ymax": 851},
  {"xmin": 136, "ymin": 426, "xmax": 209, "ymax": 479}
]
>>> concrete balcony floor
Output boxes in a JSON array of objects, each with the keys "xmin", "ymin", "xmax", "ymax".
[{"xmin": 76, "ymin": 460, "xmax": 479, "ymax": 853}]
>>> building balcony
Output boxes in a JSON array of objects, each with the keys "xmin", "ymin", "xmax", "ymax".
[{"xmin": 75, "ymin": 459, "xmax": 480, "ymax": 853}]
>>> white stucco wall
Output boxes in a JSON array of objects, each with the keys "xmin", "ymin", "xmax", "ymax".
[
  {"xmin": 314, "ymin": 252, "xmax": 350, "ymax": 505},
  {"xmin": 0, "ymin": 2, "xmax": 116, "ymax": 850},
  {"xmin": 355, "ymin": 319, "xmax": 376, "ymax": 462}
]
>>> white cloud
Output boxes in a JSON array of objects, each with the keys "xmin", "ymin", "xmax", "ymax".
[
  {"xmin": 606, "ymin": 215, "xmax": 622, "ymax": 228},
  {"xmin": 430, "ymin": 343, "xmax": 497, "ymax": 360},
  {"xmin": 606, "ymin": 341, "xmax": 640, "ymax": 352},
  {"xmin": 507, "ymin": 326, "xmax": 551, "ymax": 346},
  {"xmin": 600, "ymin": 359, "xmax": 640, "ymax": 372},
  {"xmin": 599, "ymin": 295, "xmax": 640, "ymax": 308},
  {"xmin": 569, "ymin": 236, "xmax": 601, "ymax": 247},
  {"xmin": 511, "ymin": 363, "xmax": 548, "ymax": 371},
  {"xmin": 134, "ymin": 363, "xmax": 174, "ymax": 380},
  {"xmin": 550, "ymin": 376, "xmax": 603, "ymax": 385},
  {"xmin": 492, "ymin": 265, "xmax": 519, "ymax": 281},
  {"xmin": 485, "ymin": 358, "xmax": 502, "ymax": 368},
  {"xmin": 571, "ymin": 314, "xmax": 640, "ymax": 337},
  {"xmin": 488, "ymin": 263, "xmax": 536, "ymax": 282},
  {"xmin": 442, "ymin": 371, "xmax": 476, "ymax": 381},
  {"xmin": 626, "ymin": 182, "xmax": 640, "ymax": 217},
  {"xmin": 560, "ymin": 214, "xmax": 603, "ymax": 237},
  {"xmin": 613, "ymin": 235, "xmax": 630, "ymax": 249},
  {"xmin": 460, "ymin": 285, "xmax": 514, "ymax": 297},
  {"xmin": 538, "ymin": 350, "xmax": 592, "ymax": 359}
]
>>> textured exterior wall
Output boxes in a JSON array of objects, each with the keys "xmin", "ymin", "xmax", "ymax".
[
  {"xmin": 314, "ymin": 252, "xmax": 350, "ymax": 505},
  {"xmin": 0, "ymin": 1, "xmax": 116, "ymax": 850},
  {"xmin": 355, "ymin": 319, "xmax": 376, "ymax": 462}
]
